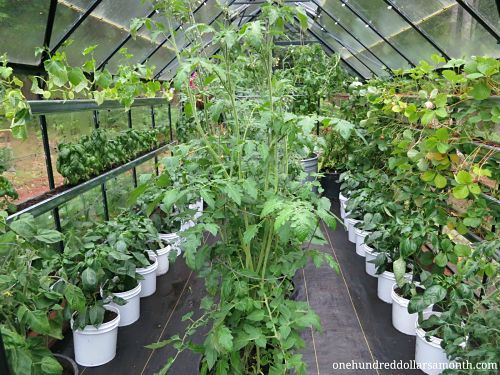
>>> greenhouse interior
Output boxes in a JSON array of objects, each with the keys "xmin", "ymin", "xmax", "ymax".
[{"xmin": 0, "ymin": 0, "xmax": 499, "ymax": 374}]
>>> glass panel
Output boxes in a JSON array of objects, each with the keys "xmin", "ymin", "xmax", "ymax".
[
  {"xmin": 1, "ymin": 115, "xmax": 48, "ymax": 203},
  {"xmin": 46, "ymin": 111, "xmax": 94, "ymax": 188},
  {"xmin": 61, "ymin": 0, "xmax": 152, "ymax": 67},
  {"xmin": 348, "ymin": 0, "xmax": 439, "ymax": 65},
  {"xmin": 318, "ymin": 0, "xmax": 409, "ymax": 69},
  {"xmin": 393, "ymin": 0, "xmax": 500, "ymax": 58},
  {"xmin": 59, "ymin": 185, "xmax": 105, "ymax": 231},
  {"xmin": 463, "ymin": 0, "xmax": 499, "ymax": 33},
  {"xmin": 0, "ymin": 0, "xmax": 50, "ymax": 64},
  {"xmin": 51, "ymin": 0, "xmax": 93, "ymax": 50},
  {"xmin": 107, "ymin": 171, "xmax": 134, "ymax": 217},
  {"xmin": 318, "ymin": 17, "xmax": 389, "ymax": 76}
]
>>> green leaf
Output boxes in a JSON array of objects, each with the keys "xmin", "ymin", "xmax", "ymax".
[
  {"xmin": 468, "ymin": 183, "xmax": 481, "ymax": 195},
  {"xmin": 243, "ymin": 225, "xmax": 259, "ymax": 246},
  {"xmin": 25, "ymin": 309, "xmax": 51, "ymax": 334},
  {"xmin": 423, "ymin": 285, "xmax": 447, "ymax": 305},
  {"xmin": 216, "ymin": 325, "xmax": 233, "ymax": 351},
  {"xmin": 470, "ymin": 81, "xmax": 491, "ymax": 100},
  {"xmin": 64, "ymin": 283, "xmax": 85, "ymax": 312},
  {"xmin": 454, "ymin": 244, "xmax": 471, "ymax": 257},
  {"xmin": 400, "ymin": 238, "xmax": 418, "ymax": 257},
  {"xmin": 463, "ymin": 217, "xmax": 481, "ymax": 228},
  {"xmin": 89, "ymin": 305, "xmax": 105, "ymax": 327},
  {"xmin": 246, "ymin": 309, "xmax": 265, "ymax": 322},
  {"xmin": 421, "ymin": 171, "xmax": 436, "ymax": 182},
  {"xmin": 408, "ymin": 295, "xmax": 427, "ymax": 314},
  {"xmin": 455, "ymin": 170, "xmax": 473, "ymax": 184},
  {"xmin": 421, "ymin": 110, "xmax": 435, "ymax": 125},
  {"xmin": 41, "ymin": 355, "xmax": 63, "ymax": 374},
  {"xmin": 452, "ymin": 185, "xmax": 469, "ymax": 200},
  {"xmin": 434, "ymin": 252, "xmax": 448, "ymax": 267},
  {"xmin": 221, "ymin": 183, "xmax": 242, "ymax": 205},
  {"xmin": 35, "ymin": 229, "xmax": 62, "ymax": 243},
  {"xmin": 434, "ymin": 174, "xmax": 447, "ymax": 189},
  {"xmin": 82, "ymin": 267, "xmax": 98, "ymax": 291},
  {"xmin": 393, "ymin": 257, "xmax": 407, "ymax": 287}
]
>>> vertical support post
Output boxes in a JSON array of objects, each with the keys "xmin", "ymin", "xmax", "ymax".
[
  {"xmin": 150, "ymin": 106, "xmax": 159, "ymax": 176},
  {"xmin": 0, "ymin": 331, "xmax": 10, "ymax": 375},
  {"xmin": 316, "ymin": 96, "xmax": 320, "ymax": 135},
  {"xmin": 168, "ymin": 103, "xmax": 173, "ymax": 142},
  {"xmin": 39, "ymin": 114, "xmax": 63, "ymax": 250},
  {"xmin": 128, "ymin": 110, "xmax": 138, "ymax": 187},
  {"xmin": 93, "ymin": 110, "xmax": 109, "ymax": 221}
]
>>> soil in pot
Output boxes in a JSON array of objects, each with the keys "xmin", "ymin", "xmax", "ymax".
[{"xmin": 53, "ymin": 354, "xmax": 79, "ymax": 375}]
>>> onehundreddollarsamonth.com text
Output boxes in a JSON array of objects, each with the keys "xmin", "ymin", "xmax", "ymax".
[{"xmin": 332, "ymin": 360, "xmax": 498, "ymax": 371}]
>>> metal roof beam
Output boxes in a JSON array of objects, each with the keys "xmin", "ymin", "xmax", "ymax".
[
  {"xmin": 383, "ymin": 0, "xmax": 451, "ymax": 59},
  {"xmin": 455, "ymin": 0, "xmax": 500, "ymax": 42},
  {"xmin": 337, "ymin": 0, "xmax": 415, "ymax": 67},
  {"xmin": 50, "ymin": 0, "xmax": 104, "ymax": 54},
  {"xmin": 310, "ymin": 0, "xmax": 393, "ymax": 76},
  {"xmin": 41, "ymin": 0, "xmax": 58, "ymax": 63}
]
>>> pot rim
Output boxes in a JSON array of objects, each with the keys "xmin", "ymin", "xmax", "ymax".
[
  {"xmin": 300, "ymin": 153, "xmax": 318, "ymax": 162},
  {"xmin": 391, "ymin": 282, "xmax": 429, "ymax": 308},
  {"xmin": 159, "ymin": 232, "xmax": 179, "ymax": 240},
  {"xmin": 363, "ymin": 244, "xmax": 378, "ymax": 256},
  {"xmin": 71, "ymin": 305, "xmax": 120, "ymax": 334},
  {"xmin": 137, "ymin": 255, "xmax": 159, "ymax": 274},
  {"xmin": 354, "ymin": 228, "xmax": 370, "ymax": 236},
  {"xmin": 112, "ymin": 282, "xmax": 142, "ymax": 299},
  {"xmin": 415, "ymin": 311, "xmax": 443, "ymax": 347},
  {"xmin": 147, "ymin": 245, "xmax": 172, "ymax": 257},
  {"xmin": 53, "ymin": 353, "xmax": 79, "ymax": 375}
]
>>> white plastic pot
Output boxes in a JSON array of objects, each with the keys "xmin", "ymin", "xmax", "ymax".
[
  {"xmin": 354, "ymin": 228, "xmax": 370, "ymax": 257},
  {"xmin": 137, "ymin": 256, "xmax": 158, "ymax": 298},
  {"xmin": 191, "ymin": 198, "xmax": 204, "ymax": 220},
  {"xmin": 391, "ymin": 284, "xmax": 433, "ymax": 336},
  {"xmin": 159, "ymin": 232, "xmax": 181, "ymax": 256},
  {"xmin": 377, "ymin": 270, "xmax": 411, "ymax": 304},
  {"xmin": 345, "ymin": 218, "xmax": 360, "ymax": 243},
  {"xmin": 72, "ymin": 305, "xmax": 120, "ymax": 367},
  {"xmin": 339, "ymin": 192, "xmax": 348, "ymax": 219},
  {"xmin": 147, "ymin": 245, "xmax": 171, "ymax": 276},
  {"xmin": 415, "ymin": 312, "xmax": 451, "ymax": 375},
  {"xmin": 109, "ymin": 283, "xmax": 141, "ymax": 327},
  {"xmin": 364, "ymin": 245, "xmax": 378, "ymax": 277}
]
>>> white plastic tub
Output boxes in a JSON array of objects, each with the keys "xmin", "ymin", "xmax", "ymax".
[
  {"xmin": 354, "ymin": 228, "xmax": 370, "ymax": 257},
  {"xmin": 109, "ymin": 283, "xmax": 141, "ymax": 327},
  {"xmin": 339, "ymin": 192, "xmax": 348, "ymax": 219},
  {"xmin": 159, "ymin": 232, "xmax": 181, "ymax": 256},
  {"xmin": 137, "ymin": 256, "xmax": 158, "ymax": 298},
  {"xmin": 377, "ymin": 270, "xmax": 411, "ymax": 304},
  {"xmin": 345, "ymin": 218, "xmax": 360, "ymax": 243},
  {"xmin": 147, "ymin": 245, "xmax": 171, "ymax": 276},
  {"xmin": 391, "ymin": 284, "xmax": 433, "ymax": 336},
  {"xmin": 415, "ymin": 312, "xmax": 452, "ymax": 375},
  {"xmin": 72, "ymin": 305, "xmax": 120, "ymax": 367},
  {"xmin": 364, "ymin": 245, "xmax": 378, "ymax": 277}
]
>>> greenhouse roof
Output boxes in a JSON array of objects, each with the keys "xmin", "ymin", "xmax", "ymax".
[{"xmin": 1, "ymin": 0, "xmax": 499, "ymax": 81}]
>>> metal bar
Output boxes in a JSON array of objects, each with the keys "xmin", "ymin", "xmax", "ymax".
[
  {"xmin": 168, "ymin": 103, "xmax": 173, "ymax": 141},
  {"xmin": 98, "ymin": 9, "xmax": 157, "ymax": 71},
  {"xmin": 0, "ymin": 331, "xmax": 10, "ymax": 375},
  {"xmin": 50, "ymin": 0, "xmax": 104, "ymax": 54},
  {"xmin": 7, "ymin": 143, "xmax": 173, "ymax": 223},
  {"xmin": 237, "ymin": 7, "xmax": 247, "ymax": 27},
  {"xmin": 6, "ymin": 62, "xmax": 44, "ymax": 75},
  {"xmin": 455, "ymin": 0, "xmax": 500, "ymax": 42},
  {"xmin": 307, "ymin": 28, "xmax": 366, "ymax": 80},
  {"xmin": 140, "ymin": 0, "xmax": 208, "ymax": 65},
  {"xmin": 29, "ymin": 98, "xmax": 169, "ymax": 115},
  {"xmin": 311, "ymin": 0, "xmax": 394, "ymax": 75},
  {"xmin": 42, "ymin": 0, "xmax": 58, "ymax": 58},
  {"xmin": 383, "ymin": 0, "xmax": 451, "ymax": 59},
  {"xmin": 151, "ymin": 106, "xmax": 159, "ymax": 175},
  {"xmin": 338, "ymin": 0, "xmax": 416, "ymax": 67},
  {"xmin": 275, "ymin": 40, "xmax": 319, "ymax": 45},
  {"xmin": 312, "ymin": 19, "xmax": 378, "ymax": 77},
  {"xmin": 154, "ymin": 0, "xmax": 238, "ymax": 79},
  {"xmin": 128, "ymin": 110, "xmax": 138, "ymax": 188},
  {"xmin": 93, "ymin": 110, "xmax": 110, "ymax": 221}
]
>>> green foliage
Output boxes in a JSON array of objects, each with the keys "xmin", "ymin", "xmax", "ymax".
[{"xmin": 57, "ymin": 128, "xmax": 160, "ymax": 185}]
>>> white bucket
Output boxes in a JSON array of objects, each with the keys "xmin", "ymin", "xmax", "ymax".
[
  {"xmin": 159, "ymin": 232, "xmax": 181, "ymax": 256},
  {"xmin": 354, "ymin": 228, "xmax": 370, "ymax": 257},
  {"xmin": 339, "ymin": 193, "xmax": 348, "ymax": 219},
  {"xmin": 72, "ymin": 305, "xmax": 120, "ymax": 367},
  {"xmin": 415, "ymin": 312, "xmax": 451, "ymax": 375},
  {"xmin": 109, "ymin": 283, "xmax": 141, "ymax": 327},
  {"xmin": 391, "ymin": 284, "xmax": 433, "ymax": 336},
  {"xmin": 345, "ymin": 218, "xmax": 360, "ymax": 243},
  {"xmin": 377, "ymin": 270, "xmax": 411, "ymax": 304},
  {"xmin": 364, "ymin": 245, "xmax": 378, "ymax": 277},
  {"xmin": 180, "ymin": 220, "xmax": 195, "ymax": 232},
  {"xmin": 137, "ymin": 256, "xmax": 158, "ymax": 298},
  {"xmin": 190, "ymin": 198, "xmax": 204, "ymax": 220},
  {"xmin": 147, "ymin": 245, "xmax": 171, "ymax": 276}
]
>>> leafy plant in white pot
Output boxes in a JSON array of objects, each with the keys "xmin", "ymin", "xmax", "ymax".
[{"xmin": 62, "ymin": 238, "xmax": 124, "ymax": 367}]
